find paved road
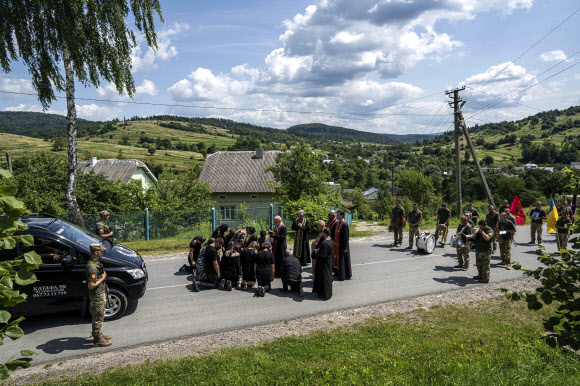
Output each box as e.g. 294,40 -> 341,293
1,225 -> 556,364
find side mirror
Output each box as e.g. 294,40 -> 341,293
61,255 -> 76,268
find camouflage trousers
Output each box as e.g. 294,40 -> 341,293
456,247 -> 470,268
408,226 -> 420,247
531,222 -> 543,244
475,251 -> 491,282
557,232 -> 569,251
435,224 -> 448,244
499,239 -> 511,264
394,226 -> 403,245
90,292 -> 106,338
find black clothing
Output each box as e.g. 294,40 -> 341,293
485,212 -> 499,229
258,236 -> 272,250
291,218 -> 311,265
240,248 -> 256,282
220,251 -> 241,283
255,250 -> 275,277
467,208 -> 480,220
529,208 -> 547,224
256,274 -> 272,292
456,223 -> 472,245
281,256 -> 302,281
282,275 -> 302,293
203,245 -> 219,276
271,225 -> 287,276
437,208 -> 451,224
556,216 -> 571,234
212,224 -> 229,239
497,220 -> 515,241
474,228 -> 494,253
392,206 -> 405,221
313,238 -> 333,300
335,221 -> 352,281
499,205 -> 509,214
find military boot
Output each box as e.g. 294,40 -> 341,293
100,332 -> 112,340
93,335 -> 112,348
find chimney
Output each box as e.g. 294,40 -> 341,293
89,157 -> 98,166
255,149 -> 264,159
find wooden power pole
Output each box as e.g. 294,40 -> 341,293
446,87 -> 464,217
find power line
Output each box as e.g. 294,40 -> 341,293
463,86 -> 542,111
358,90 -> 445,113
0,90 -> 450,118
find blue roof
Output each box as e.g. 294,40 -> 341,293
363,187 -> 378,196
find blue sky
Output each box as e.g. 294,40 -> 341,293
1,0 -> 579,134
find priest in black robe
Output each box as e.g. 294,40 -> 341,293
313,228 -> 334,300
333,210 -> 352,281
291,210 -> 311,266
269,216 -> 287,277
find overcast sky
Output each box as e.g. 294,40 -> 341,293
1,0 -> 579,134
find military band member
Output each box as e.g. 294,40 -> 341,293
473,220 -> 494,284
497,212 -> 516,269
485,205 -> 499,253
454,216 -> 472,271
391,200 -> 405,247
499,199 -> 510,214
556,209 -> 572,251
406,203 -> 422,250
505,209 -> 517,225
528,201 -> 547,246
435,202 -> 451,246
96,210 -> 113,241
466,202 -> 480,223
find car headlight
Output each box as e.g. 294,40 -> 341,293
127,268 -> 145,279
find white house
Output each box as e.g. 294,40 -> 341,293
78,157 -> 158,189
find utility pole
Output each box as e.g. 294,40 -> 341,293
446,87 -> 465,217
459,112 -> 496,209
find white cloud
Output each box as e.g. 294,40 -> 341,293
539,49 -> 569,62
131,23 -> 189,74
0,77 -> 35,99
97,79 -> 158,98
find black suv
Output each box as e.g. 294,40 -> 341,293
0,215 -> 148,320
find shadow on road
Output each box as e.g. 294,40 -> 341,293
433,265 -> 457,272
433,276 -> 474,287
36,337 -> 94,354
20,311 -> 89,335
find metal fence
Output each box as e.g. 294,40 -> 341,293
80,206 -> 352,243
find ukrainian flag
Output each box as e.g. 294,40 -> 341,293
547,195 -> 559,234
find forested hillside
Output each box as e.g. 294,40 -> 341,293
288,123 -> 398,145
0,111 -> 94,136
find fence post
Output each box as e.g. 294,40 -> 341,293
145,208 -> 150,241
211,207 -> 216,232
270,204 -> 274,230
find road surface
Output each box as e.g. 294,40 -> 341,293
1,225 -> 555,364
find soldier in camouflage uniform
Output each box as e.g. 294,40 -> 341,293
435,202 -> 451,246
528,201 -> 547,246
454,216 -> 472,270
86,244 -> 112,347
96,210 -> 113,242
406,203 -> 422,249
497,212 -> 516,269
391,200 -> 405,247
556,209 -> 572,251
472,220 -> 494,284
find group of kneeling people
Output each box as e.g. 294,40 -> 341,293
179,215 -> 340,300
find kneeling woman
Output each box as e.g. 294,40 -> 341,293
219,246 -> 241,291
254,242 -> 275,297
239,241 -> 259,290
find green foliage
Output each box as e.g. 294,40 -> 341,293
51,137 -> 67,152
0,0 -> 163,109
504,167 -> 580,350
482,155 -> 494,166
144,171 -> 213,212
268,140 -> 329,202
396,169 -> 439,213
0,168 -> 39,379
147,146 -> 156,156
281,195 -> 342,225
343,189 -> 373,219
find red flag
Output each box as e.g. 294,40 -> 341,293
509,194 -> 526,225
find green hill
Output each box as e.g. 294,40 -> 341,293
0,111 -> 95,137
287,123 -> 399,145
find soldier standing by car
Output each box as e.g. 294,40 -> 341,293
86,244 -> 112,347
96,210 -> 113,242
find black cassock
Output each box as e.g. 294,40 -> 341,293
334,222 -> 352,281
291,218 -> 311,266
272,225 -> 287,277
313,238 -> 334,300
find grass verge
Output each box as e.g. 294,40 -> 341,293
41,297 -> 580,385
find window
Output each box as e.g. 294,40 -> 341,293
18,237 -> 71,265
219,195 -> 226,199
250,194 -> 258,199
220,207 -> 235,220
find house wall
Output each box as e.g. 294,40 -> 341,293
212,193 -> 275,210
131,167 -> 156,190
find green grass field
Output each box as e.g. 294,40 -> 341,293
40,296 -> 580,385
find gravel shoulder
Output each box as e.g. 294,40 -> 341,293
8,277 -> 539,385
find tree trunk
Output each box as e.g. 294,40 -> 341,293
63,44 -> 84,227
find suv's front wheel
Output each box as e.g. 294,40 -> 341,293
104,287 -> 128,321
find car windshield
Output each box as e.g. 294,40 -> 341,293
48,220 -> 100,249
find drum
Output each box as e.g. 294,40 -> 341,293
416,232 -> 436,254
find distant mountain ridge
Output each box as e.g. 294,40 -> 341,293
287,123 -> 399,145
0,111 -> 95,137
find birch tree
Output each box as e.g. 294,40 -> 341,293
0,0 -> 163,226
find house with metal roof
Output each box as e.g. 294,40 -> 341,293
78,157 -> 158,190
198,150 -> 279,220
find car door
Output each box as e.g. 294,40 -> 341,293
13,233 -> 84,316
